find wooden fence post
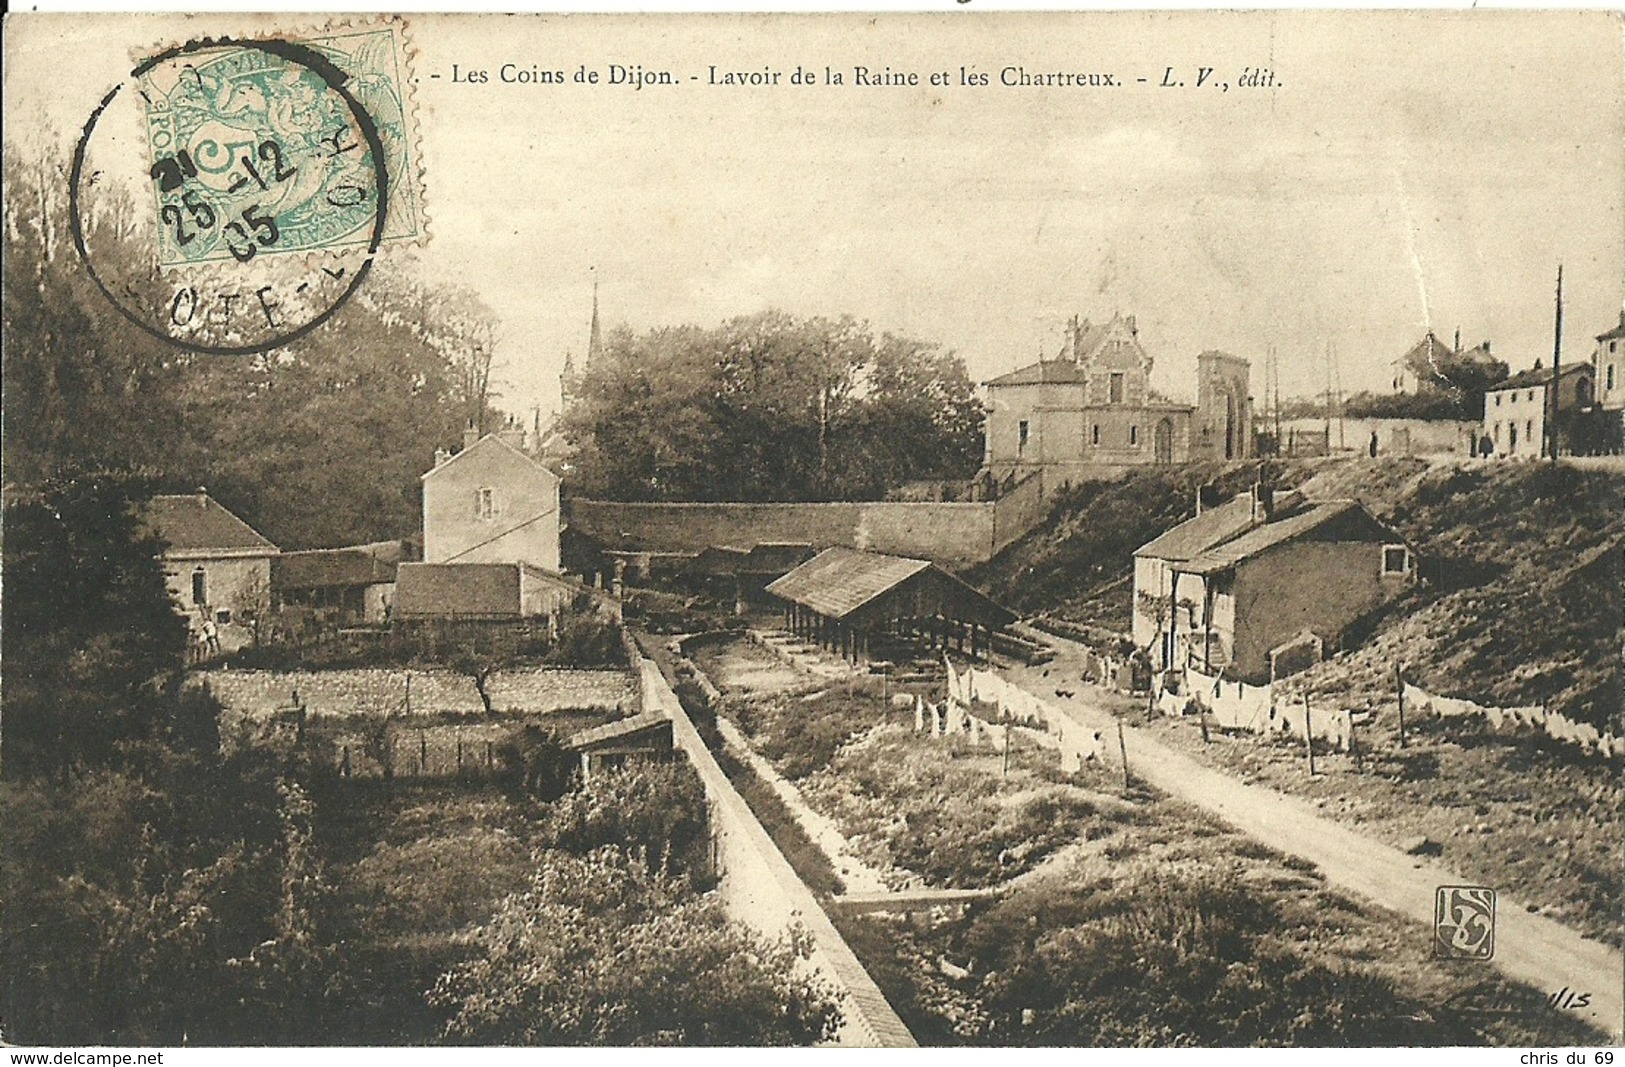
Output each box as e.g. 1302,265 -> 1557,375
1117,718 -> 1130,790
1303,694 -> 1316,776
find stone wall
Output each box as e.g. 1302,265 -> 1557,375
571,487 -> 1048,570
198,667 -> 636,720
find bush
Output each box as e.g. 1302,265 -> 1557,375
430,848 -> 843,1045
537,759 -> 712,884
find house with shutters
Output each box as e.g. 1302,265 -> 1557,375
422,430 -> 562,572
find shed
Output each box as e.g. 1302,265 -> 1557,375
565,711 -> 674,780
765,546 -> 1016,663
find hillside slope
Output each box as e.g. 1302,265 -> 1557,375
973,457 -> 1623,730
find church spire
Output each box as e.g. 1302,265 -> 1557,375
586,275 -> 603,368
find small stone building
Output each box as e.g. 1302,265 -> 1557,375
142,492 -> 279,634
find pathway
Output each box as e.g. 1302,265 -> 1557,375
1001,632 -> 1625,1041
635,650 -> 916,1048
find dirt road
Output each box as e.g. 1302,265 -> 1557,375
1003,638 -> 1624,1042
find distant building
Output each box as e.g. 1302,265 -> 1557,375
141,492 -> 279,630
982,312 -> 1250,489
1389,330 -> 1497,394
1135,492 -> 1413,682
273,539 -> 414,625
1481,362 -> 1595,459
1592,310 -> 1625,449
423,432 -> 562,572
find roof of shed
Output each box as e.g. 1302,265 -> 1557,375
765,546 -> 1015,626
766,547 -> 933,619
274,541 -> 406,589
567,712 -> 672,751
393,562 -> 521,618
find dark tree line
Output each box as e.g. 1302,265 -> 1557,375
3,134 -> 500,550
561,310 -> 985,501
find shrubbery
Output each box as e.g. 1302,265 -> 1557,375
429,847 -> 842,1045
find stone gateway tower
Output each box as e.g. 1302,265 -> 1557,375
1193,351 -> 1253,462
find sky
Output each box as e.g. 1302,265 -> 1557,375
7,11 -> 1624,419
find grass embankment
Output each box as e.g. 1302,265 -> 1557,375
692,635 -> 1608,1046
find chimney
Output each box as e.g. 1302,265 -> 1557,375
1534,358 -> 1543,370
1454,328 -> 1461,354
196,486 -> 208,507
1126,315 -> 1137,336
433,447 -> 453,468
1483,340 -> 1491,355
462,420 -> 481,451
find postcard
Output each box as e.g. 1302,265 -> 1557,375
2,10 -> 1621,1052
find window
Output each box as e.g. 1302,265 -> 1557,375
1130,425 -> 1139,446
1382,545 -> 1409,576
1509,424 -> 1518,450
1528,390 -> 1535,403
1525,419 -> 1533,442
1608,364 -> 1617,391
191,567 -> 207,606
1494,394 -> 1501,406
475,486 -> 496,521
1017,419 -> 1030,453
1108,372 -> 1125,404
1091,424 -> 1101,446
1493,422 -> 1501,443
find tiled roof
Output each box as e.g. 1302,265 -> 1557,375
567,711 -> 672,751
1135,493 -> 1260,562
984,360 -> 1091,387
142,494 -> 277,554
1176,501 -> 1369,576
274,542 -> 405,589
393,562 -> 521,618
1493,363 -> 1592,391
742,542 -> 816,574
765,547 -> 933,620
686,545 -> 752,576
1136,490 -> 1306,561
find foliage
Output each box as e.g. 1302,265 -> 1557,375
2,472 -> 188,780
535,759 -> 712,884
561,310 -> 984,501
430,847 -> 842,1045
496,725 -> 578,802
732,688 -> 885,780
3,133 -> 496,550
1343,389 -> 1471,422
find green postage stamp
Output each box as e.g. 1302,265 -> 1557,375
137,21 -> 424,268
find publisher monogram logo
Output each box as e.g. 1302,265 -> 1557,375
1434,885 -> 1496,960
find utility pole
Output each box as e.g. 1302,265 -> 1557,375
1303,693 -> 1317,776
1272,345 -> 1283,457
1550,264 -> 1564,464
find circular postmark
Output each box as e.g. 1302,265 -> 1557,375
70,36 -> 391,355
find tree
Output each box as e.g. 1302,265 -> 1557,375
430,847 -> 842,1045
562,310 -> 985,502
1,472 -> 189,780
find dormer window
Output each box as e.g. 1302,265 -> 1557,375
1382,545 -> 1409,576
